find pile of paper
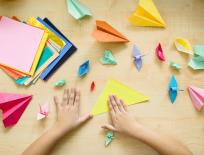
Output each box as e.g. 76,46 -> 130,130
188,45 -> 204,70
0,16 -> 77,86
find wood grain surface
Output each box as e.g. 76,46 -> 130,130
0,0 -> 204,154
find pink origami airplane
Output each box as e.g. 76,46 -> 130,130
0,92 -> 32,128
188,86 -> 204,111
155,43 -> 165,61
37,102 -> 49,120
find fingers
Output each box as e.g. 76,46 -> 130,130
120,99 -> 128,112
68,88 -> 76,106
74,89 -> 80,108
109,95 -> 126,113
62,89 -> 68,106
101,124 -> 116,131
78,114 -> 93,124
113,95 -> 124,112
54,96 -> 60,110
109,95 -> 120,113
108,98 -> 115,117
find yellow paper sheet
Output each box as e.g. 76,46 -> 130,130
27,17 -> 65,50
29,32 -> 48,76
129,0 -> 165,27
24,43 -> 59,85
92,79 -> 149,115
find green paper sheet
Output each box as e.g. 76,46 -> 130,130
36,47 -> 54,70
16,76 -> 29,85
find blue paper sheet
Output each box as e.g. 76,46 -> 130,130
38,17 -> 77,80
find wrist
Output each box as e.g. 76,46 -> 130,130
127,123 -> 146,138
50,123 -> 71,139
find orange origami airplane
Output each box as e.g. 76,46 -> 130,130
92,20 -> 129,43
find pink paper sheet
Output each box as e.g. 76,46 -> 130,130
0,16 -> 44,74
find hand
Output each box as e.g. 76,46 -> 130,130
102,95 -> 143,136
53,88 -> 92,135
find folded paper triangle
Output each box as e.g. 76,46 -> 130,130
188,86 -> 204,111
92,20 -> 129,43
129,0 -> 165,27
92,79 -> 149,115
0,92 -> 32,128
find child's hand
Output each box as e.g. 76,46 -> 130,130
102,95 -> 143,136
53,88 -> 92,135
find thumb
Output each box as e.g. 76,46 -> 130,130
101,124 -> 116,131
78,114 -> 93,124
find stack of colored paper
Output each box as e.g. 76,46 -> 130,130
0,16 -> 77,86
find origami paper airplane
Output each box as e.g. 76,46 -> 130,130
193,45 -> 204,57
169,75 -> 178,104
155,43 -> 165,61
188,59 -> 204,70
169,61 -> 181,70
37,102 -> 49,120
174,38 -> 192,55
188,45 -> 204,70
92,20 -> 129,43
54,80 -> 66,87
78,60 -> 90,78
132,45 -> 143,71
92,79 -> 149,115
39,18 -> 77,80
0,92 -> 32,128
67,0 -> 92,20
105,130 -> 114,147
188,86 -> 204,111
99,49 -> 117,65
90,81 -> 95,92
128,0 -> 166,27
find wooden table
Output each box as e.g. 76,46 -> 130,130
0,0 -> 204,154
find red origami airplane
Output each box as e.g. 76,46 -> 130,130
0,92 -> 32,128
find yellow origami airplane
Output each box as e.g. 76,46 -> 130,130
129,0 -> 166,27
92,79 -> 149,115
